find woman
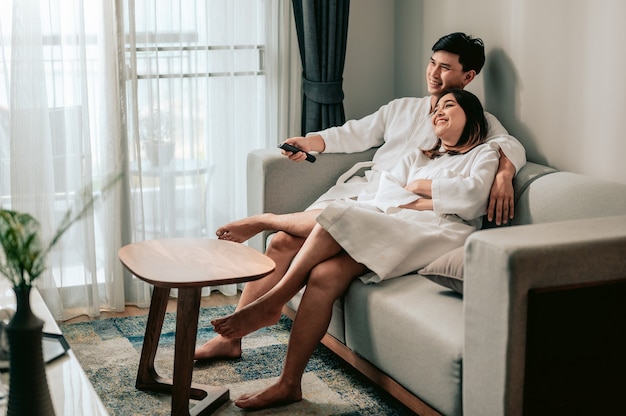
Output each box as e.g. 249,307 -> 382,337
212,89 -> 499,410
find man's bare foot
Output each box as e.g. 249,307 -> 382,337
215,214 -> 273,243
194,335 -> 242,361
234,381 -> 302,410
211,301 -> 282,339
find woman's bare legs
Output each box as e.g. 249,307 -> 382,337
194,231 -> 304,359
215,211 -> 320,243
194,210 -> 320,361
234,253 -> 367,409
212,223 -> 348,340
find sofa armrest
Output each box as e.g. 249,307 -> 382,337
246,147 -> 377,252
463,215 -> 626,416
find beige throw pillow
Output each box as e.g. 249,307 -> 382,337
418,246 -> 464,294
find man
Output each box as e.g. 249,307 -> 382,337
195,32 -> 525,408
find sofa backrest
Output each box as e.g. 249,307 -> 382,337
512,162 -> 626,226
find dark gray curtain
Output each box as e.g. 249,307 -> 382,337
292,0 -> 350,135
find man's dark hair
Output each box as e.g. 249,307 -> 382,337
432,32 -> 485,74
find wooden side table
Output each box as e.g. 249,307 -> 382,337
118,238 -> 275,415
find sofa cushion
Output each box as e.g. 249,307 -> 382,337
513,170 -> 626,226
418,246 -> 465,294
344,275 -> 464,416
512,162 -> 558,203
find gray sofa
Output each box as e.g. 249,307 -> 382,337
246,147 -> 626,416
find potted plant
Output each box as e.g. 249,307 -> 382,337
0,174 -> 121,415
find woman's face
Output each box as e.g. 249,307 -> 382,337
432,93 -> 466,148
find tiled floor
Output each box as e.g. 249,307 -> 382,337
63,290 -> 241,324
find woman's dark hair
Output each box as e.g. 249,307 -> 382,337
424,88 -> 489,159
432,32 -> 485,74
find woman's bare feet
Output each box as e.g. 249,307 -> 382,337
215,214 -> 273,243
234,380 -> 302,410
211,301 -> 282,339
194,335 -> 242,361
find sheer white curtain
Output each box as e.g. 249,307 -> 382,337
0,0 -> 128,320
265,0 -> 302,144
0,0 -> 298,318
123,0 -> 300,297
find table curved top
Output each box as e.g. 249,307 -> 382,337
118,238 -> 275,287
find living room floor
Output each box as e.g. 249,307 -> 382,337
63,290 -> 242,324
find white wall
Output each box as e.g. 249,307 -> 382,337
392,0 -> 626,184
342,0 -> 395,121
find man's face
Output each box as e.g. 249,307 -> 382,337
426,50 -> 474,97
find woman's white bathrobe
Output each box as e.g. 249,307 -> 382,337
307,96 -> 526,210
316,143 -> 500,283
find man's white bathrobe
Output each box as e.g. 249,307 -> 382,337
316,143 -> 500,283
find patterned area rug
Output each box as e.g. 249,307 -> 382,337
60,305 -> 412,415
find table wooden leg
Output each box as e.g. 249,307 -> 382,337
173,287 -> 229,416
136,286 -> 170,391
135,286 -> 229,415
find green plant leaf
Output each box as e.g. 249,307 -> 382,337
0,172 -> 123,287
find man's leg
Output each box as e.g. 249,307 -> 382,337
234,253 -> 366,409
212,223 -> 347,339
194,210 -> 320,360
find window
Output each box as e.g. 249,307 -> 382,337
124,0 -> 269,242
0,1 -> 276,313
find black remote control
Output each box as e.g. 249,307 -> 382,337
278,142 -> 316,163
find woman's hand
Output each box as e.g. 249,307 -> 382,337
281,135 -> 325,162
400,179 -> 433,210
404,179 -> 433,198
399,198 -> 433,211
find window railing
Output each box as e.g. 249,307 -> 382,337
126,31 -> 265,79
